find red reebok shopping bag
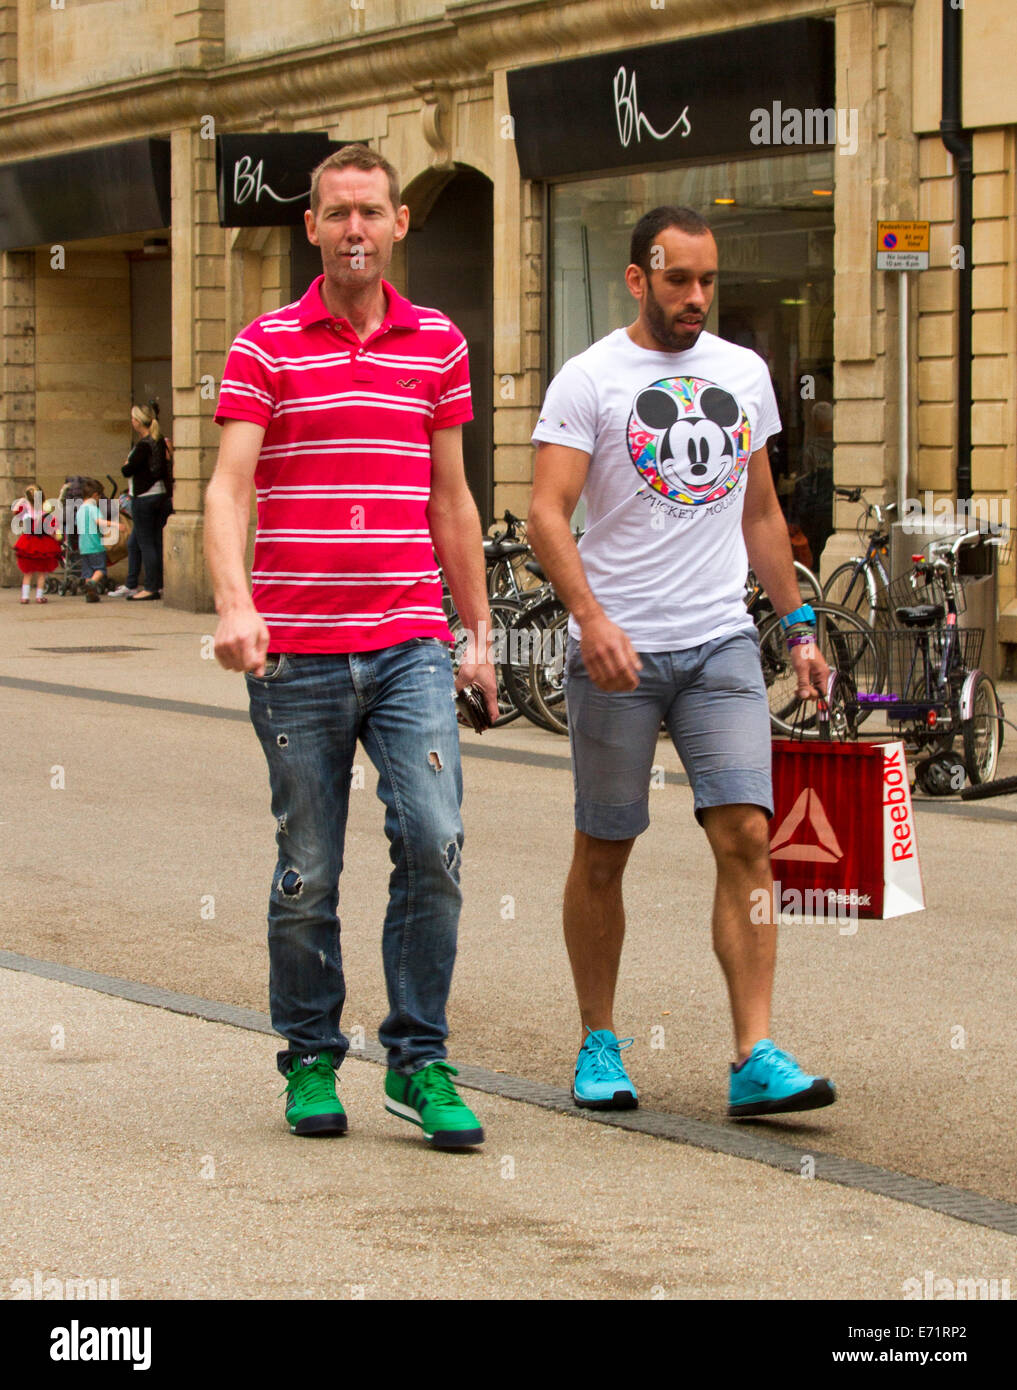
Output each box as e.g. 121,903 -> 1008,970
769,739 -> 925,920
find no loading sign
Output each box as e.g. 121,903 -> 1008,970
876,220 -> 929,271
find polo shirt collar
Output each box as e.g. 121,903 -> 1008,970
297,275 -> 419,332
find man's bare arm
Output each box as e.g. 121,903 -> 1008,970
426,425 -> 497,721
741,444 -> 828,699
204,419 -> 271,675
527,441 -> 641,692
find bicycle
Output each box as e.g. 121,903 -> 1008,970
439,510 -> 533,629
447,596 -> 525,728
744,560 -> 823,629
516,558 -> 827,739
526,559 -> 828,740
505,562 -> 569,734
827,531 -> 1006,788
758,599 -> 883,737
483,511 -> 542,602
822,487 -> 897,626
525,596 -> 569,735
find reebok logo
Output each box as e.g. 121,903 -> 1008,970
882,746 -> 914,861
770,788 -> 844,863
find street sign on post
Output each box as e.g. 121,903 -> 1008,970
875,221 -> 929,520
876,220 -> 930,271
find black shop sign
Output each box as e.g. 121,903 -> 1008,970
507,17 -> 834,181
216,133 -> 351,227
0,138 -> 170,252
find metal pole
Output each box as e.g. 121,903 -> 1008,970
898,270 -> 908,518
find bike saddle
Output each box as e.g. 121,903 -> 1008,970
895,603 -> 944,627
525,559 -> 547,581
484,539 -> 529,559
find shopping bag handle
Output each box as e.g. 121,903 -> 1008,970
787,672 -> 837,742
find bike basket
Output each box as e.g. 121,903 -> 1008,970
888,566 -> 968,617
864,627 -> 984,703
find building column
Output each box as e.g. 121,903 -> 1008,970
491,68 -> 543,520
0,1 -> 16,106
914,135 -> 958,501
826,0 -> 918,579
0,251 -> 35,586
970,128 -> 1016,651
174,0 -> 224,68
164,125 -> 226,612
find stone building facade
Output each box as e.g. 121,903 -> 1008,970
0,0 -> 1013,664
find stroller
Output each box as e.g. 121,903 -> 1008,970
46,475 -> 133,596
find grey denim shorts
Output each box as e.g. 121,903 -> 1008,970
564,627 -> 773,839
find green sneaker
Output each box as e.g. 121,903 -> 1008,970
280,1052 -> 348,1136
384,1062 -> 484,1149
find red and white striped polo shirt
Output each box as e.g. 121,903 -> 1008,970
215,275 -> 472,653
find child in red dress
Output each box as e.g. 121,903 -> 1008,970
12,484 -> 62,603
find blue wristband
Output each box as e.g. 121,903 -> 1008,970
780,604 -> 816,631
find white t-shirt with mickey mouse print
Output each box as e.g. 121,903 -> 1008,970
532,327 -> 781,650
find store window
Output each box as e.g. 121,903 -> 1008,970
550,150 -> 834,499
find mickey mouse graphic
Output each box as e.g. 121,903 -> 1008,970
626,376 -> 751,506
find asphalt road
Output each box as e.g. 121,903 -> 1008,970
2,593 -> 1016,1211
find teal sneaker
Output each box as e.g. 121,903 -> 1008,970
728,1039 -> 836,1118
384,1062 -> 484,1149
572,1028 -> 638,1110
280,1052 -> 348,1136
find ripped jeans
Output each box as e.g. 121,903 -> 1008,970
245,639 -> 464,1076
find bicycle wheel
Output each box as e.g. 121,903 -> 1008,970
448,599 -> 521,728
823,561 -> 875,626
824,669 -> 860,741
961,672 -> 1001,784
793,561 -> 823,604
504,598 -> 560,732
960,775 -> 1017,801
759,601 -> 882,737
527,604 -> 569,735
487,558 -> 519,601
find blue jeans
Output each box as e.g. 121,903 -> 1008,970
78,551 -> 107,582
245,639 -> 464,1077
131,493 -> 170,592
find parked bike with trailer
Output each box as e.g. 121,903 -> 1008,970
820,530 -> 1013,795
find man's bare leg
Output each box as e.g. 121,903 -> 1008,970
701,804 -> 775,1063
563,830 -> 636,1044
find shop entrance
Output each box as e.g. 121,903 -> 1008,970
129,250 -> 172,434
29,232 -> 172,509
406,166 -> 494,525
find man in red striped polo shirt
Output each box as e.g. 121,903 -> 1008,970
206,144 -> 496,1149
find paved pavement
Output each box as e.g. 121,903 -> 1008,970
1,590 -> 1015,1299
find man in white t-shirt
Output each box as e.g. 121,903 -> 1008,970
528,206 -> 837,1119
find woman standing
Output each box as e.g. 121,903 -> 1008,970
12,484 -> 61,603
122,401 -> 171,601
